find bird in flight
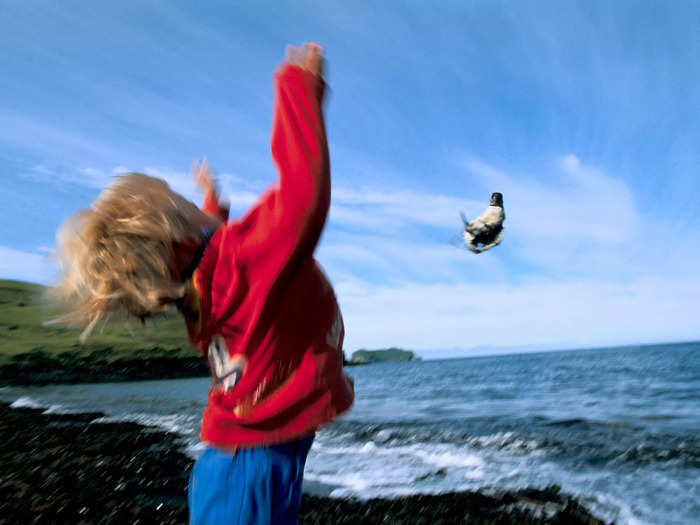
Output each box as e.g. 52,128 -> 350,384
460,192 -> 505,254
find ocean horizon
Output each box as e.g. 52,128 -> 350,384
404,339 -> 699,361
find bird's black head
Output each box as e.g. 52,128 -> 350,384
490,192 -> 503,207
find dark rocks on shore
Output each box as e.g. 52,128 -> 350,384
0,351 -> 209,386
300,487 -> 606,524
0,402 -> 610,524
0,402 -> 191,524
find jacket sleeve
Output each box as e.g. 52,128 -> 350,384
236,63 -> 330,274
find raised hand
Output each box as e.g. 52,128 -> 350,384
192,158 -> 217,195
285,42 -> 324,79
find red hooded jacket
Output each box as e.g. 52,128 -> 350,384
186,63 -> 354,448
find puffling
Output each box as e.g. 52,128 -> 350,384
461,192 -> 505,254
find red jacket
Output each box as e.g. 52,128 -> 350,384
187,63 -> 354,448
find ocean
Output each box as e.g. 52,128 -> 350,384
2,342 -> 698,524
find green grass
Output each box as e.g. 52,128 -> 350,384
0,279 -> 197,366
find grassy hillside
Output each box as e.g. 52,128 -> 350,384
0,280 -> 206,384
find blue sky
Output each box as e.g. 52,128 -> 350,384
1,1 -> 699,356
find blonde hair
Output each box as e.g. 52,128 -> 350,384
53,173 -> 199,340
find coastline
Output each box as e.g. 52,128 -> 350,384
0,350 -> 209,386
0,401 -> 610,524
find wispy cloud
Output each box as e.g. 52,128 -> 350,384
330,187 -> 482,232
0,246 -> 56,284
321,155 -> 700,352
335,274 -> 700,354
462,155 -> 644,276
318,233 -> 498,285
26,165 -> 261,213
467,155 -> 641,244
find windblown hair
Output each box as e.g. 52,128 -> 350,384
53,173 -> 198,340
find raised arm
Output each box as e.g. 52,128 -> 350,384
199,44 -> 330,328
194,159 -> 230,222
269,43 -> 330,258
232,43 -> 330,276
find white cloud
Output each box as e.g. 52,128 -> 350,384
22,162 -> 481,237
319,183 -> 505,285
1,111 -> 127,164
321,155 -> 651,286
335,274 -> 700,354
467,155 -> 641,244
331,187 -> 483,231
141,166 -> 200,201
318,232 -> 499,284
463,155 -> 643,275
0,246 -> 57,284
143,166 -> 257,211
43,165 -> 259,212
323,156 -> 700,353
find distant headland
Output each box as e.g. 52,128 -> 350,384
346,348 -> 420,366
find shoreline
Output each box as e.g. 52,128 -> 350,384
0,349 -> 416,386
0,401 -> 610,524
0,351 -> 209,386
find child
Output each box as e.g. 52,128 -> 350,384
54,43 -> 354,524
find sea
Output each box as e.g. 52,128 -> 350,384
1,342 -> 698,524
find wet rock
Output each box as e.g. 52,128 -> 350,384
0,354 -> 209,386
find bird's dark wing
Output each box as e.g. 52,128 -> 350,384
478,229 -> 505,253
469,223 -> 503,244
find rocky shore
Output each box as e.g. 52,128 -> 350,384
0,401 -> 610,525
0,349 -> 209,386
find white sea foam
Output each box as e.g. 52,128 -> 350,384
91,412 -> 199,437
305,472 -> 376,492
413,448 -> 485,469
584,491 -> 651,525
327,485 -> 425,499
10,396 -> 44,409
374,429 -> 394,442
314,440 -> 485,469
359,441 -> 377,453
306,439 -> 489,501
9,396 -> 65,413
185,441 -> 207,459
304,463 -> 418,497
463,469 -> 485,480
467,431 -> 543,453
43,404 -> 84,414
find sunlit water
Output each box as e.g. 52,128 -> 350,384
2,343 -> 698,524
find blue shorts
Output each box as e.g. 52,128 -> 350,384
188,434 -> 314,525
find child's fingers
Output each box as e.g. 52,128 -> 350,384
192,158 -> 214,191
199,158 -> 210,181
285,42 -> 324,78
303,43 -> 323,77
285,44 -> 300,65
